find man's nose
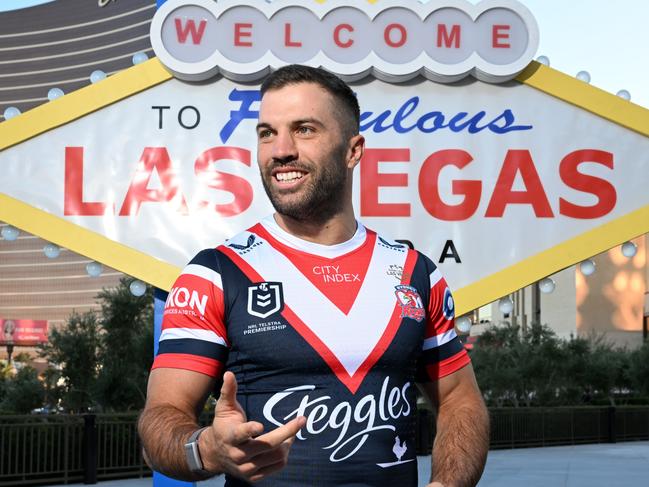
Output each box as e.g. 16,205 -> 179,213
271,131 -> 298,162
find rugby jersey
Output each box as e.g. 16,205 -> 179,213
153,216 -> 469,486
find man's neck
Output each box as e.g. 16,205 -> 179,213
272,209 -> 358,246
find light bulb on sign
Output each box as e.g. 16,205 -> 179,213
576,71 -> 591,83
498,297 -> 513,314
616,89 -> 631,101
621,241 -> 637,258
3,106 -> 20,120
43,243 -> 61,259
579,259 -> 596,276
89,70 -> 106,83
132,52 -> 149,65
86,261 -> 103,277
129,280 -> 147,297
536,55 -> 550,66
1,225 -> 19,241
456,316 -> 472,334
539,277 -> 555,294
47,88 -> 64,101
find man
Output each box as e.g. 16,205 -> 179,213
138,65 -> 489,486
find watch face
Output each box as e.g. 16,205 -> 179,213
185,440 -> 203,472
185,428 -> 208,473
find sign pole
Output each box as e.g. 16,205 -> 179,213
153,288 -> 195,487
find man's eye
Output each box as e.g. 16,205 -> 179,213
297,126 -> 314,134
258,129 -> 272,139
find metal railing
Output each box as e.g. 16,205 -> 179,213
488,406 -> 649,449
0,413 -> 149,487
0,407 -> 648,486
415,405 -> 649,454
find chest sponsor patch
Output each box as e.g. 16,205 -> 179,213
247,282 -> 284,319
394,285 -> 425,322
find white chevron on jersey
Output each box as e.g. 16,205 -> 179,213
233,232 -> 408,378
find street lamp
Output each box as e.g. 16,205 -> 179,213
3,319 -> 16,365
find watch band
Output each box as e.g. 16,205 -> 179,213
184,427 -> 210,474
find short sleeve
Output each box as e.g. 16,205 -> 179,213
151,249 -> 228,378
416,263 -> 470,382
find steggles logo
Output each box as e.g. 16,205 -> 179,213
262,377 -> 412,463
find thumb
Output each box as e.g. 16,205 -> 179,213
216,371 -> 240,411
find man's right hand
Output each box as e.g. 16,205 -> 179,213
199,371 -> 306,483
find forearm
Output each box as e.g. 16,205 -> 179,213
138,404 -> 210,481
430,395 -> 489,487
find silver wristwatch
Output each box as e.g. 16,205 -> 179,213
184,427 -> 209,475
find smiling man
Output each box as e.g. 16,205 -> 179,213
138,65 -> 489,487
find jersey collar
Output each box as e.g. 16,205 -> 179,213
259,215 -> 367,259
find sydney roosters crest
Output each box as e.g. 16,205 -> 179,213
394,285 -> 425,322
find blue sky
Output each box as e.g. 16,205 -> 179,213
2,0 -> 647,108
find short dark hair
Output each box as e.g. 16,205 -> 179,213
260,64 -> 360,135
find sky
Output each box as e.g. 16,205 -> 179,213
1,0 -> 648,108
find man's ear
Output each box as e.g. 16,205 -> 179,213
347,134 -> 365,169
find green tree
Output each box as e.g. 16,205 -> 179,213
471,322 -> 523,407
93,278 -> 154,411
627,340 -> 649,398
0,361 -> 11,406
0,366 -> 44,413
473,323 -> 638,407
38,311 -> 101,412
557,335 -> 591,404
41,366 -> 64,410
583,336 -> 629,405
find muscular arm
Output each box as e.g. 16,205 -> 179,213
419,363 -> 489,487
138,368 -> 306,483
138,368 -> 215,481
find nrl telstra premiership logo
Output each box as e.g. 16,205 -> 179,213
150,0 -> 539,84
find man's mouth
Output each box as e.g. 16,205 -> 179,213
274,170 -> 306,183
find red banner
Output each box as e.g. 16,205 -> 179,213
1,319 -> 48,346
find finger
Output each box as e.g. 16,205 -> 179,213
236,439 -> 289,475
241,416 -> 305,456
247,457 -> 290,483
248,437 -> 292,465
231,420 -> 264,445
216,371 -> 239,410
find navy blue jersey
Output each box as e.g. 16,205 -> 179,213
153,216 -> 469,486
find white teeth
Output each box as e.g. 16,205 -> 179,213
275,171 -> 304,182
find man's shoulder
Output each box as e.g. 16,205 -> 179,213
218,221 -> 266,256
367,226 -> 440,277
369,227 -> 427,258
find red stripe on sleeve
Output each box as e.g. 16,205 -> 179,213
152,353 -> 223,378
426,349 -> 470,380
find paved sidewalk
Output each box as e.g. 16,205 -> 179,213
57,441 -> 649,487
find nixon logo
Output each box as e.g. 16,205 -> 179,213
166,287 -> 208,316
247,282 -> 284,319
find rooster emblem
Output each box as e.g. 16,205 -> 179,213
392,436 -> 407,462
377,434 -> 414,468
394,285 -> 425,322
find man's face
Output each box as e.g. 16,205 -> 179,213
256,82 -> 355,223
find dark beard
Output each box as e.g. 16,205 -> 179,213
260,149 -> 348,226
